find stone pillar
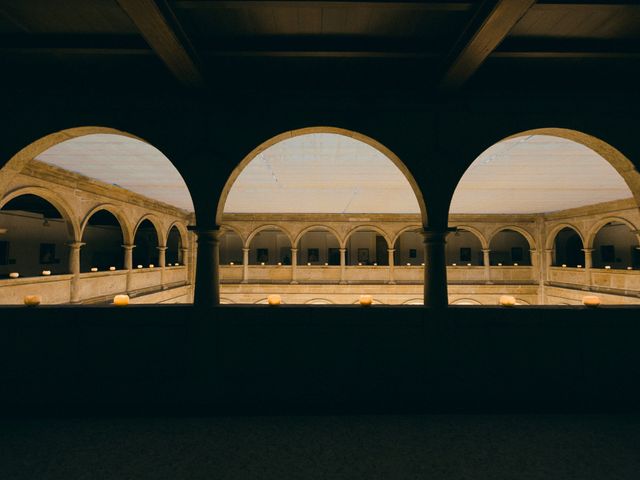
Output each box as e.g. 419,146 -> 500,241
157,246 -> 167,289
422,229 -> 449,307
582,248 -> 594,288
180,247 -> 189,267
122,244 -> 135,294
67,241 -> 85,304
387,248 -> 396,285
242,247 -> 250,284
482,248 -> 491,283
339,248 -> 347,284
290,248 -> 298,285
190,226 -> 221,307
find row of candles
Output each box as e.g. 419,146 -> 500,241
21,293 -> 603,307
233,262 -> 427,266
7,262 -> 182,278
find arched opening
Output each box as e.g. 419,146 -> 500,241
219,230 -> 243,265
450,130 -> 639,305
0,194 -> 70,277
393,229 -> 424,266
305,298 -> 334,304
0,127 -> 195,304
297,228 -> 340,266
345,228 -> 389,266
489,229 -> 531,266
133,219 -> 159,268
553,227 -> 585,268
592,222 -> 640,269
446,229 -> 483,266
248,227 -> 292,265
166,225 -> 183,265
218,128 -> 425,304
81,210 -> 124,272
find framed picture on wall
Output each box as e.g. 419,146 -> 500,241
257,248 -> 269,263
357,248 -> 369,264
460,247 -> 471,262
307,248 -> 319,263
328,248 -> 340,266
39,243 -> 57,264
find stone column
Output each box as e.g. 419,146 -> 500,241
387,248 -> 396,285
482,248 -> 491,283
67,241 -> 85,304
242,247 -> 250,284
339,248 -> 347,284
180,247 -> 189,267
122,244 -> 135,294
582,248 -> 594,288
157,246 -> 167,289
422,229 -> 450,307
190,226 -> 221,307
290,248 -> 298,285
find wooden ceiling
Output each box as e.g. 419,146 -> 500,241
1,0 -> 639,92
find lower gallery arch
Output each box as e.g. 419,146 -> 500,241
591,221 -> 640,269
133,219 -> 160,268
448,128 -> 640,305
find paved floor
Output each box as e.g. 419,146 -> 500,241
1,414 -> 639,479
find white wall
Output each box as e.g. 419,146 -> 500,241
592,223 -> 639,269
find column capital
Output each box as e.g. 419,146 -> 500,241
545,248 -> 554,254
421,228 -> 455,244
66,241 -> 86,249
188,225 -> 222,241
387,248 -> 396,253
242,247 -> 250,252
482,248 -> 491,253
581,248 -> 595,253
121,244 -> 136,250
290,247 -> 298,253
339,247 -> 347,252
156,246 -> 168,251
0,228 -> 7,235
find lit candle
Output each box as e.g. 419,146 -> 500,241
604,265 -> 611,269
421,263 -> 425,266
90,267 -> 98,272
467,263 -> 472,267
359,295 -> 373,306
229,261 -> 234,265
307,262 -> 311,266
499,295 -> 516,307
577,265 -> 582,268
137,265 -> 143,269
174,262 -> 179,266
497,263 -> 502,266
358,262 -> 362,266
406,262 -> 411,266
267,294 -> 281,306
149,264 -> 154,268
260,262 -> 265,266
9,272 -> 19,279
277,262 -> 282,266
513,263 -> 518,266
324,262 -> 329,266
452,263 -> 457,266
167,263 -> 172,266
562,264 -> 567,268
23,295 -> 41,307
627,266 -> 633,270
114,294 -> 129,306
109,266 -> 116,271
582,295 -> 601,308
41,270 -> 51,276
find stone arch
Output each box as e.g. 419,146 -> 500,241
504,128 -> 640,209
487,226 -> 536,251
585,216 -> 640,249
546,223 -> 585,251
402,298 -> 424,305
390,225 -> 423,247
451,298 -> 482,305
0,186 -> 80,241
293,225 -> 343,249
245,224 -> 294,249
215,126 -> 428,225
133,214 -> 165,246
80,204 -> 133,245
167,221 -> 190,248
305,298 -> 334,304
449,225 -> 489,250
344,225 -> 392,249
515,298 -> 530,305
220,298 -> 235,304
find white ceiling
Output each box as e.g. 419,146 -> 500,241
36,134 -> 194,212
450,135 -> 633,214
224,133 -> 421,214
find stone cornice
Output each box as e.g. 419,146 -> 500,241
23,160 -> 193,221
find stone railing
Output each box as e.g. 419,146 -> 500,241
0,265 -> 189,304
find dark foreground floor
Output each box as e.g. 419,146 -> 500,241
1,414 -> 639,480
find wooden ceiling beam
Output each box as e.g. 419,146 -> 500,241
116,0 -> 204,88
440,0 -> 535,91
493,38 -> 640,59
173,1 -> 473,11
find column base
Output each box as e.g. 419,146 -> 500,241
290,281 -> 298,285
387,281 -> 396,285
339,281 -> 347,285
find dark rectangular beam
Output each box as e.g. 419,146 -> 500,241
0,34 -> 151,56
493,38 -> 640,59
440,0 -> 535,90
116,0 -> 204,88
173,1 -> 474,11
